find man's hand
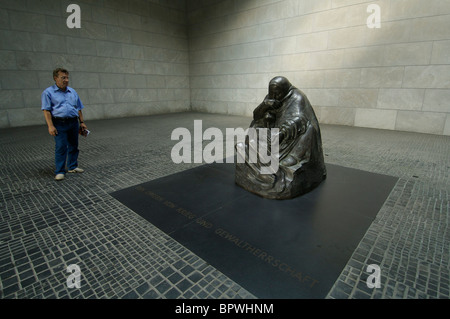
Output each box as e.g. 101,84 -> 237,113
80,122 -> 87,131
48,125 -> 58,136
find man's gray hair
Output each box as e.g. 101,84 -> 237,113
53,68 -> 69,79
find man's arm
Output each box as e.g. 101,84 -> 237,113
78,110 -> 87,131
41,90 -> 57,136
43,110 -> 58,136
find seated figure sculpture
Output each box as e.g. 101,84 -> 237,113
235,76 -> 327,199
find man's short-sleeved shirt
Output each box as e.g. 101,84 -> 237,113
41,85 -> 84,118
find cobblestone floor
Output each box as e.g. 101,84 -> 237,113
0,112 -> 448,299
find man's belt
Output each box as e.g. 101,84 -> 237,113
52,116 -> 78,122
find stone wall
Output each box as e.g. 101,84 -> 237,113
1,0 -> 449,135
0,0 -> 189,128
188,0 -> 450,135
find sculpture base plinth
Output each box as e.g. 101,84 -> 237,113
235,162 -> 327,200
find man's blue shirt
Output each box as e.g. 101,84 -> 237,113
41,85 -> 84,118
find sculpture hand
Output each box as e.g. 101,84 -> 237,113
264,98 -> 280,109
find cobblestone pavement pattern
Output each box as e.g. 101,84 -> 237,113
0,112 -> 448,299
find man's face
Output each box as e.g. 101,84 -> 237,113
269,84 -> 284,101
54,72 -> 69,90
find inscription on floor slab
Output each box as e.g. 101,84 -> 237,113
111,163 -> 397,298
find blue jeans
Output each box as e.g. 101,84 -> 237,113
53,119 -> 79,175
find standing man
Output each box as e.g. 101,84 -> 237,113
41,68 -> 87,181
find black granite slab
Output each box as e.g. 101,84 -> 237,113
111,163 -> 397,298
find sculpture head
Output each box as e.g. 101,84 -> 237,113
268,76 -> 292,101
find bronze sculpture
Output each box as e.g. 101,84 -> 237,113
235,76 -> 326,199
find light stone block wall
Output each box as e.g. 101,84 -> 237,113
0,0 -> 189,128
2,0 -> 449,135
188,0 -> 450,135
